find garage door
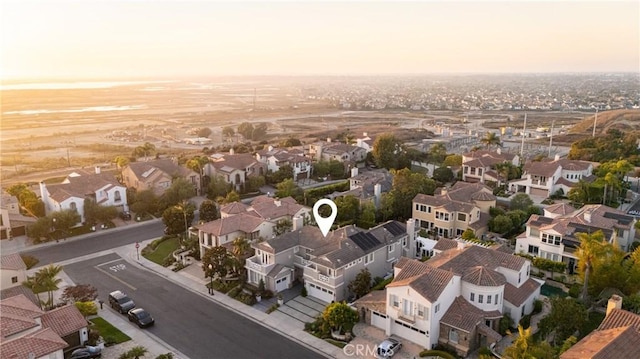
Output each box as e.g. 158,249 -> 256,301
392,319 -> 429,347
371,310 -> 387,330
530,187 -> 548,197
275,276 -> 289,292
306,282 -> 334,303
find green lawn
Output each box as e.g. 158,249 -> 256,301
143,237 -> 180,265
90,316 -> 130,344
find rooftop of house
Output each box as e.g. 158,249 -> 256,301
464,149 -> 517,162
196,212 -> 266,236
126,158 -> 196,181
210,153 -> 261,171
440,296 -> 502,335
426,243 -> 527,273
523,158 -> 593,177
247,196 -> 307,220
0,327 -> 68,359
45,170 -> 122,202
0,286 -> 40,307
41,304 -> 88,337
413,181 -> 495,214
0,253 -> 27,271
388,258 -> 455,303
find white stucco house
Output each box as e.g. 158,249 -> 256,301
515,203 -> 637,273
355,242 -> 542,357
255,146 -> 312,181
509,156 -> 594,198
0,253 -> 27,290
39,167 -> 128,224
462,149 -> 520,185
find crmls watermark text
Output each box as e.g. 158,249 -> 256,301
343,344 -> 390,357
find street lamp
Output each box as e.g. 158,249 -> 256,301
208,263 -> 214,295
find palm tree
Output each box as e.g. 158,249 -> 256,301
37,264 -> 63,309
231,236 -> 251,260
576,231 -> 606,302
481,132 -> 502,148
22,275 -> 46,309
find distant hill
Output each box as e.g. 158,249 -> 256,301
568,109 -> 640,135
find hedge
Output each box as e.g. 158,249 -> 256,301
419,350 -> 456,359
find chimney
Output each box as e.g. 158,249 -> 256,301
351,167 -> 358,178
363,132 -> 368,137
441,187 -> 448,196
268,145 -> 273,151
496,148 -> 501,155
406,218 -> 416,248
584,209 -> 592,223
95,166 -> 101,174
374,183 -> 382,208
606,295 -> 623,316
230,148 -> 235,155
554,154 -> 560,161
274,198 -> 281,207
327,137 -> 331,143
292,216 -> 304,231
356,139 -> 363,147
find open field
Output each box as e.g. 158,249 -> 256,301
1,79 -> 595,184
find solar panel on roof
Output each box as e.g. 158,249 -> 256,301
603,212 -> 633,225
350,232 -> 381,251
383,221 -> 405,236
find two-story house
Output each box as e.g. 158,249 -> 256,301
355,132 -> 375,153
462,149 -> 520,185
1,191 -> 36,239
308,140 -> 367,165
204,151 -> 267,192
39,167 -> 128,223
1,253 -> 27,290
355,243 -> 541,357
412,182 -> 496,239
515,204 -> 637,273
326,168 -> 392,208
256,146 -> 312,181
0,294 -> 89,358
122,158 -> 201,196
509,155 -> 594,198
197,196 -> 311,255
246,219 -> 414,301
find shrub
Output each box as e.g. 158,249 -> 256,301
162,256 -> 176,267
301,286 -> 308,297
103,335 -> 117,346
172,262 -> 186,272
227,284 -> 244,298
568,284 -> 581,298
87,329 -> 100,346
499,313 -> 513,335
236,292 -> 257,305
266,303 -> 280,314
20,254 -> 39,269
520,314 -> 532,329
478,347 -> 493,356
533,299 -> 543,315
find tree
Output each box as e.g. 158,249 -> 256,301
27,217 -> 54,242
237,122 -> 254,140
503,325 -> 555,359
280,138 -> 302,147
27,264 -> 63,309
489,214 -> 514,235
7,183 -> 45,217
222,191 -> 240,204
623,293 -> 640,314
129,189 -> 159,216
461,229 -> 477,241
442,154 -> 462,167
335,195 -> 360,225
51,209 -> 81,236
159,178 -> 196,210
481,132 -> 502,148
246,175 -> 266,193
133,142 -> 156,160
113,155 -> 130,169
576,231 -> 607,301
372,133 -> 402,169
202,246 -> 234,281
207,175 -> 231,200
84,199 -> 118,225
61,284 -> 98,303
275,179 -> 301,199
119,346 -> 148,359
381,168 -> 436,220
199,200 -> 219,223
274,219 -> 293,236
427,143 -> 447,164
75,301 -> 98,318
269,165 -> 294,184
197,127 -> 212,138
162,203 -> 195,236
22,275 -> 46,309
538,297 -> 587,346
432,167 -> 454,183
510,193 -> 534,212
559,336 -> 578,355
322,302 -> 359,333
231,236 -> 251,260
357,202 -> 377,229
222,126 -> 235,139
348,269 -> 372,299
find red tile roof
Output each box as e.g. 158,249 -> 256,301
560,326 -> 640,359
0,328 -> 67,358
41,304 -> 88,337
503,278 -> 542,307
440,296 -> 502,333
0,253 -> 27,271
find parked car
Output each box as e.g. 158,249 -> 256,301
108,290 -> 135,314
70,345 -> 102,359
128,308 -> 155,328
377,338 -> 402,358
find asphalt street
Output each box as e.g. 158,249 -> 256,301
24,221 -> 164,265
63,253 -> 326,359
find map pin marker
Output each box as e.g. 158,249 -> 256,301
313,198 -> 338,238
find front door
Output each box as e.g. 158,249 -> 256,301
568,258 -> 575,274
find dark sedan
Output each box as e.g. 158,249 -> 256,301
128,307 -> 155,328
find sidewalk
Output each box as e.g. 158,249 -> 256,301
113,240 -> 340,359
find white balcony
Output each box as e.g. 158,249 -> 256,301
245,255 -> 275,275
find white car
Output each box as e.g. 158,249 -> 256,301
377,337 -> 402,358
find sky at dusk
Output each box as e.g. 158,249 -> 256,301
1,0 -> 639,79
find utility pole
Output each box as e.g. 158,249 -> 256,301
548,120 -> 555,157
520,112 -> 527,159
592,109 -> 598,137
66,147 -> 71,167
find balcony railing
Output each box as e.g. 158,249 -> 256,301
245,255 -> 275,275
303,267 -> 343,287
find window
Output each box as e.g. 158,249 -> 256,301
518,273 -> 522,284
11,276 -> 18,284
457,213 -> 467,222
435,211 -> 450,221
541,233 -> 561,246
364,253 -> 374,265
114,191 -> 122,202
403,299 -> 414,316
388,244 -> 394,253
402,237 -> 407,247
391,294 -> 399,308
487,295 -> 492,304
435,303 -> 440,313
528,245 -> 539,255
470,293 -> 475,302
449,329 -> 459,343
479,295 -> 484,304
417,304 -> 425,318
495,294 -> 499,304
